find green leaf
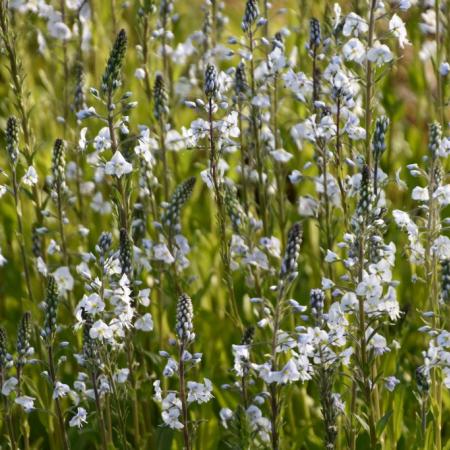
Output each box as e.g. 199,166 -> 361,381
376,410 -> 393,437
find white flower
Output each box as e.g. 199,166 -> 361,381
89,320 -> 113,340
2,377 -> 18,396
22,166 -> 38,186
440,62 -> 450,76
114,368 -> 130,383
342,38 -> 365,64
272,359 -> 301,384
105,151 -> 133,178
153,380 -> 162,402
135,313 -> 154,331
251,95 -> 270,108
77,107 -> 97,120
48,21 -> 72,40
433,185 -> 450,206
432,236 -> 450,260
0,247 -> 6,267
270,149 -> 293,163
325,250 -> 339,263
389,14 -> 410,48
15,396 -> 35,412
187,378 -> 213,404
53,266 -> 74,292
135,68 -> 146,80
80,293 -> 105,315
411,186 -> 429,201
384,376 -> 400,392
69,407 -> 88,428
367,43 -> 393,66
356,273 -> 382,302
343,13 -> 368,37
163,358 -> 178,377
162,406 -> 184,430
94,127 -> 111,151
397,0 -> 411,10
232,344 -> 250,376
282,69 -> 312,102
138,289 -> 151,307
153,243 -> 175,264
298,196 -> 318,217
161,393 -> 183,429
322,277 -> 335,290
0,185 -> 8,198
220,408 -> 233,428
366,329 -> 390,356
53,382 -> 71,399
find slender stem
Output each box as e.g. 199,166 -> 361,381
434,0 -> 444,126
125,337 -> 140,445
248,27 -> 269,234
59,0 -> 69,136
1,370 -> 17,450
208,98 -> 241,328
11,167 -> 34,306
425,153 -> 442,449
356,228 -> 377,449
159,118 -> 170,203
91,371 -> 108,450
335,97 -> 348,224
365,0 -> 377,168
272,75 -> 286,247
269,285 -> 286,450
238,101 -> 249,212
179,342 -> 191,450
48,345 -> 70,450
56,182 -> 69,267
0,5 -> 45,259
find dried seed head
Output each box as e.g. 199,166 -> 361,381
159,0 -> 173,19
82,312 -> 99,365
202,9 -> 212,52
235,62 -> 248,98
224,183 -> 247,233
204,64 -> 219,98
416,366 -> 430,393
442,259 -> 450,303
241,0 -> 259,32
101,28 -> 128,94
356,165 -> 373,220
17,311 -> 32,367
161,177 -> 196,230
132,203 -> 146,243
74,61 -> 86,113
98,232 -> 113,255
310,289 -> 325,323
42,276 -> 59,342
153,73 -> 169,121
51,138 -> 66,189
372,116 -> 389,160
280,222 -> 303,280
428,122 -> 442,159
176,293 -> 194,343
240,326 -> 255,346
0,327 -> 7,369
120,228 -> 133,280
6,116 -> 19,165
32,225 -> 42,258
309,18 -> 321,49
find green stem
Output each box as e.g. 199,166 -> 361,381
48,345 -> 70,450
179,342 -> 191,450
